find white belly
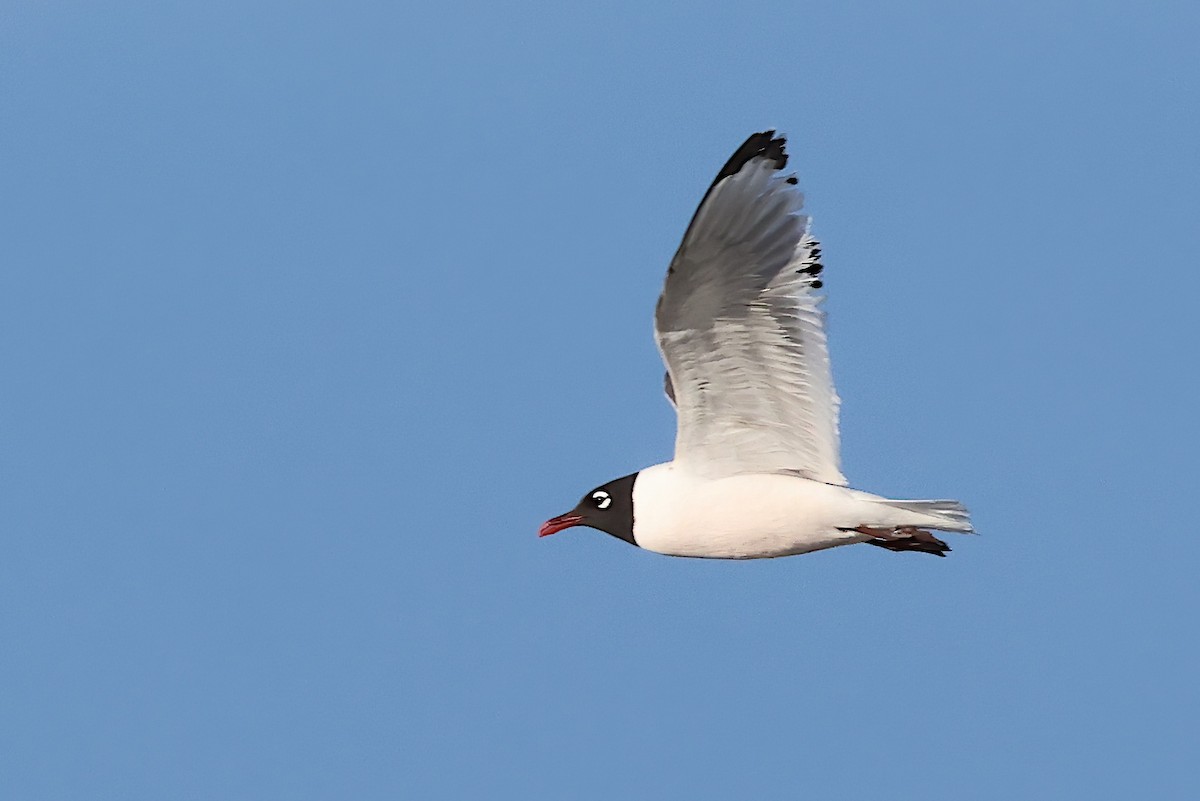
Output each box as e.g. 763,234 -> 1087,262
631,463 -> 873,559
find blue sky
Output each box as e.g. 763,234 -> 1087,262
2,1 -> 1197,798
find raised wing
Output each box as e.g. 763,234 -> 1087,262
654,132 -> 844,484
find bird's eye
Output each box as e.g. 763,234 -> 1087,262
591,491 -> 612,509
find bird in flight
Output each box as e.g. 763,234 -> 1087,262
540,131 -> 972,558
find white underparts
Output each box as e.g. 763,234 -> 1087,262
630,462 -> 972,559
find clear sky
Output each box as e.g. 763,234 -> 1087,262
2,1 -> 1197,798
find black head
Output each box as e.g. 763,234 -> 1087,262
539,473 -> 638,547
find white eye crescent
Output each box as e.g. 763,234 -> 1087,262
591,491 -> 612,509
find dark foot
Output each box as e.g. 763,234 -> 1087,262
853,526 -> 951,557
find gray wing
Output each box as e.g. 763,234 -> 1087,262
655,132 -> 844,484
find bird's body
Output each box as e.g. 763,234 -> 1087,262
541,131 -> 973,559
631,463 -> 971,559
631,464 -> 870,558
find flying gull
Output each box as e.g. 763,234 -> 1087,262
540,132 -> 973,558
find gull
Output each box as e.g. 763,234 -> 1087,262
540,132 -> 973,558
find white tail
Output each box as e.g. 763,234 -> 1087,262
877,499 -> 975,534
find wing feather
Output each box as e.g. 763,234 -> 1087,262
654,132 -> 844,484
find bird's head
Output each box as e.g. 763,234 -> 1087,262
539,473 -> 638,546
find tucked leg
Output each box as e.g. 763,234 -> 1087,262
852,526 -> 951,557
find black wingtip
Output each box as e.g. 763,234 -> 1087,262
710,131 -> 788,186
694,131 -> 789,211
